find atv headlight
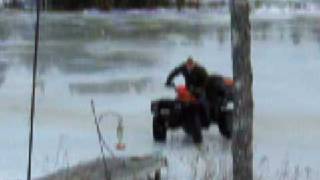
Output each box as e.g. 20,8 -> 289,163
160,108 -> 170,115
226,101 -> 234,110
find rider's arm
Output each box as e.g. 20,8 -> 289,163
165,65 -> 183,86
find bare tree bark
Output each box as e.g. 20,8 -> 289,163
230,0 -> 253,180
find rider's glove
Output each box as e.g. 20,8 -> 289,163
165,82 -> 175,88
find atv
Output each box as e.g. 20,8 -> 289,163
151,74 -> 234,143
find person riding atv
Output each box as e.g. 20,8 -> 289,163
166,57 -> 208,99
151,57 -> 234,144
165,57 -> 210,125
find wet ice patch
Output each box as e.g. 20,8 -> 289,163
104,50 -> 156,67
84,43 -> 157,66
69,77 -> 152,95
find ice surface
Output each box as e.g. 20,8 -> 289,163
0,7 -> 320,179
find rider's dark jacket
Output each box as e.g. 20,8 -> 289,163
166,63 -> 208,97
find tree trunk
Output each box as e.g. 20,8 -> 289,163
230,0 -> 253,180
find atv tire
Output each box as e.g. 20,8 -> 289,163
191,116 -> 203,143
153,116 -> 167,142
183,109 -> 203,143
218,111 -> 233,139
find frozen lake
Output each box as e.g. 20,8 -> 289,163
0,7 -> 320,179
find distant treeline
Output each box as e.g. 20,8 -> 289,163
3,0 -> 318,10
46,0 -> 214,10
46,0 -> 171,10
4,0 -> 216,10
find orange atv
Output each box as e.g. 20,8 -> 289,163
151,74 -> 234,143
